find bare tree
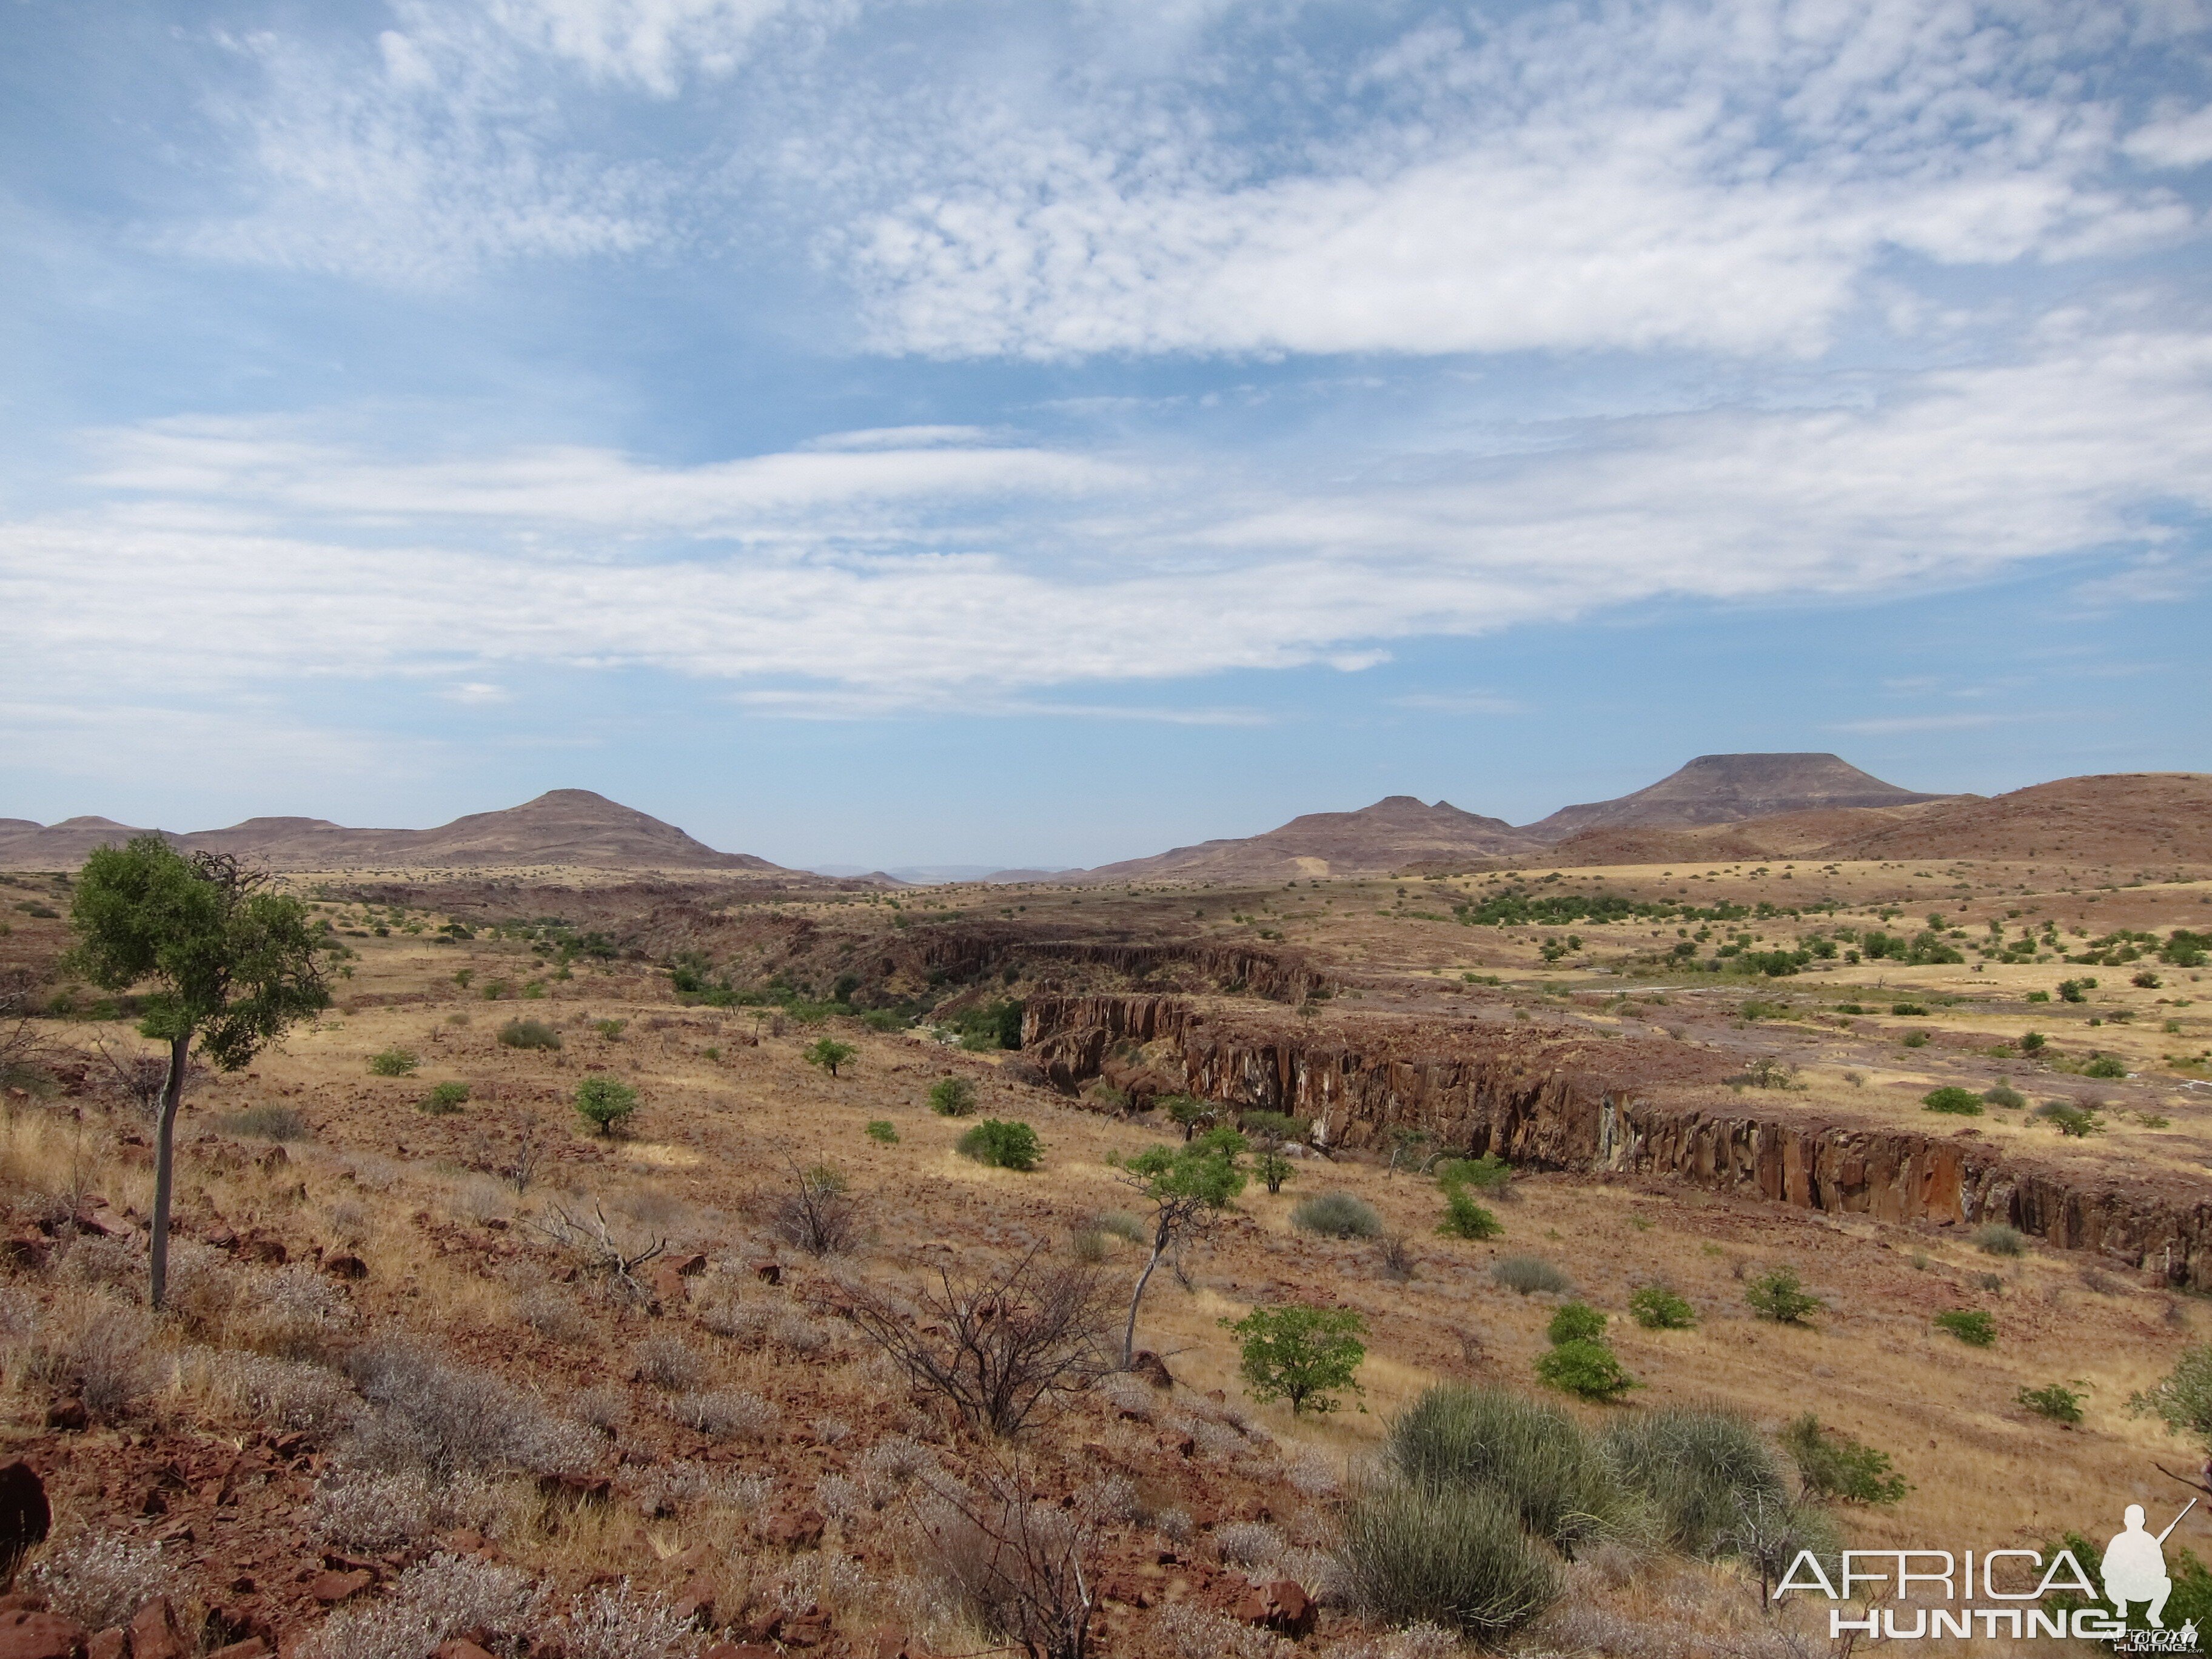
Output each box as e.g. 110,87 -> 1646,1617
914,1453 -> 1101,1659
87,1032 -> 201,1123
842,1246 -> 1110,1436
0,968 -> 45,1093
527,1199 -> 666,1302
773,1158 -> 859,1256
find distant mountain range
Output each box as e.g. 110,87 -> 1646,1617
0,790 -> 788,873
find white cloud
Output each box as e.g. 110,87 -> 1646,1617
1826,713 -> 2011,734
2125,104 -> 2212,169
7,316 -> 2210,709
443,682 -> 515,704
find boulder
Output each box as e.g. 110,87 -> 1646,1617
1127,1350 -> 1173,1390
0,1610 -> 85,1659
126,1597 -> 188,1659
0,1464 -> 50,1572
1230,1578 -> 1315,1638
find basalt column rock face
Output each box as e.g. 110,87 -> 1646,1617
1022,995 -> 2212,1290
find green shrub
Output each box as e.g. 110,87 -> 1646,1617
1900,1030 -> 1929,1048
1934,1309 -> 1996,1347
1535,1338 -> 1638,1402
1745,1267 -> 1821,1324
1921,1086 -> 1982,1115
1629,1284 -> 1696,1329
1972,1222 -> 2026,1256
574,1074 -> 638,1135
2085,1054 -> 2128,1079
216,1105 -> 312,1142
865,1120 -> 898,1145
498,1018 -> 561,1050
367,1047 -> 420,1078
1983,1084 -> 2025,1108
1493,1256 -> 1571,1296
1225,1304 -> 1366,1415
2018,1383 -> 2085,1426
1892,1002 -> 1926,1016
928,1077 -> 977,1117
420,1081 -> 470,1116
1606,1408 -> 1790,1551
1338,1479 -> 1561,1642
860,1009 -> 907,1032
2020,1030 -> 2046,1051
2026,989 -> 2049,1002
1385,1383 -> 1638,1549
2129,1346 -> 2212,1443
2036,1100 -> 2102,1136
956,1119 -> 1041,1171
2057,979 -> 2088,1002
1546,1302 -> 1606,1344
1780,1414 -> 1907,1504
1435,1154 -> 1512,1192
1438,1187 -> 1503,1240
1290,1192 -> 1384,1239
592,1019 -> 626,1040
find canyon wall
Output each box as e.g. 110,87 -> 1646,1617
1022,994 -> 2212,1290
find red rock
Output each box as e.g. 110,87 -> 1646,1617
430,1643 -> 494,1659
42,1401 -> 86,1434
761,1508 -> 824,1548
1127,1350 -> 1173,1389
0,1610 -> 85,1659
126,1595 -> 187,1659
321,1255 -> 367,1281
306,1570 -> 370,1606
89,1631 -> 125,1659
1,1235 -> 49,1273
780,1606 -> 831,1647
207,1642 -> 268,1659
750,1260 -> 781,1284
241,1239 -> 286,1266
0,1463 -> 50,1569
1230,1578 -> 1314,1639
671,1252 -> 708,1277
535,1473 -> 610,1507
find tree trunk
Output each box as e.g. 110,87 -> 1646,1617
1122,1229 -> 1169,1370
149,1033 -> 187,1310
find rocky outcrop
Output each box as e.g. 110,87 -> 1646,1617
1024,995 -> 2212,1289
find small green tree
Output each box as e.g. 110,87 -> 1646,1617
1628,1284 -> 1696,1329
1745,1266 -> 1822,1324
1535,1339 -> 1638,1402
368,1046 -> 419,1077
67,839 -> 329,1308
1435,1154 -> 1512,1193
957,1118 -> 1042,1171
1922,1087 -> 1983,1116
1438,1186 -> 1503,1239
1225,1304 -> 1366,1415
1241,1110 -> 1302,1195
805,1037 -> 856,1078
575,1074 -> 638,1136
865,1119 -> 899,1144
1115,1131 -> 1246,1368
1781,1415 -> 1908,1503
1162,1095 -> 1216,1141
420,1081 -> 470,1115
928,1076 -> 976,1116
2018,1383 -> 2085,1427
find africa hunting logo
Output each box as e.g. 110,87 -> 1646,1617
1772,1497 -> 2203,1649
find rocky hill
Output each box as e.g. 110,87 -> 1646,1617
1521,753 -> 1952,842
1810,773 -> 2212,865
0,790 -> 786,873
1073,796 -> 1541,883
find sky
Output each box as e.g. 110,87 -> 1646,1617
2,0 -> 2208,872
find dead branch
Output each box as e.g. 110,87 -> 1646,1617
911,1450 -> 1101,1659
526,1199 -> 666,1301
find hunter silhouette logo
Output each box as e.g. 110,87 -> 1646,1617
2104,1500 -> 2193,1628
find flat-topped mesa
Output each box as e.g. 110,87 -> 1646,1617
1023,995 -> 2212,1290
1521,752 -> 1954,843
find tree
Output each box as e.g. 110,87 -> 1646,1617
1226,1304 -> 1366,1415
574,1074 -> 638,1135
1781,1414 -> 1908,1503
1113,1131 -> 1246,1368
1161,1095 -> 1216,1141
1535,1339 -> 1638,1402
2131,1346 -> 2212,1446
1241,1111 -> 1303,1196
67,839 -> 329,1308
1437,1186 -> 1503,1240
959,1119 -> 1043,1171
805,1037 -> 856,1077
1744,1266 -> 1822,1325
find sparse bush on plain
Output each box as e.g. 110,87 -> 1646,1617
1780,1413 -> 1908,1504
1922,1086 -> 1983,1116
958,1118 -> 1043,1171
1492,1256 -> 1571,1296
1973,1222 -> 2026,1256
1535,1339 -> 1637,1402
930,1076 -> 977,1116
1546,1302 -> 1606,1344
1628,1284 -> 1696,1329
302,1552 -> 545,1659
1934,1309 -> 1996,1347
368,1046 -> 420,1077
805,1036 -> 856,1077
216,1103 -> 312,1141
667,1387 -> 779,1440
421,1079 -> 470,1114
1983,1084 -> 2026,1109
1337,1478 -> 1561,1643
1744,1266 -> 1821,1324
2018,1382 -> 2086,1426
1291,1191 -> 1384,1239
865,1118 -> 898,1144
343,1341 -> 598,1476
498,1018 -> 561,1050
1437,1186 -> 1503,1240
2037,1099 -> 2103,1136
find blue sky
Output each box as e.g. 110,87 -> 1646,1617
2,0 -> 2208,871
